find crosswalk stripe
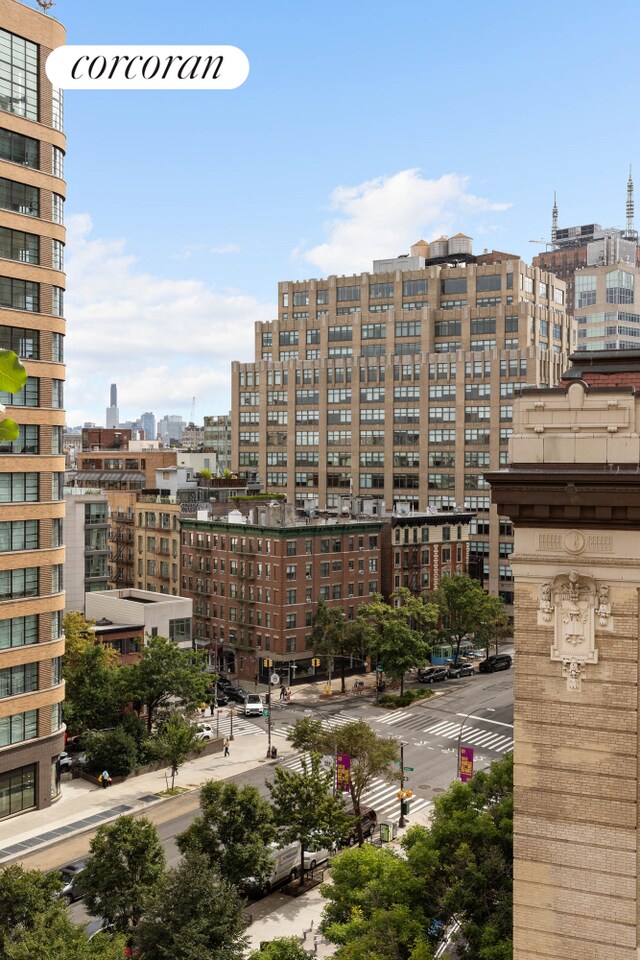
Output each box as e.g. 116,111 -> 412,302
424,720 -> 460,736
373,711 -> 414,726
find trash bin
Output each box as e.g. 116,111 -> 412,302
379,822 -> 392,843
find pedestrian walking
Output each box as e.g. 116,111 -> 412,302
200,701 -> 207,717
279,683 -> 286,700
100,769 -> 111,789
209,701 -> 216,715
223,738 -> 230,757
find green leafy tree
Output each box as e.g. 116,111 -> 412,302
151,711 -> 204,789
83,726 -> 139,778
311,598 -> 346,693
0,349 -> 26,442
430,574 -> 503,664
176,780 -> 277,888
80,815 -> 166,935
359,590 -> 436,693
0,864 -> 125,960
287,719 -> 399,845
249,938 -> 310,960
267,752 -> 350,887
5,911 -> 126,960
123,635 -> 209,733
474,595 -> 511,658
403,754 -> 513,959
62,612 -> 125,732
0,863 -> 62,950
133,850 -> 248,960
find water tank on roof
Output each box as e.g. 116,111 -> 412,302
448,234 -> 473,256
430,236 -> 449,258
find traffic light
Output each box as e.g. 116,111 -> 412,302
263,658 -> 273,668
311,658 -> 321,667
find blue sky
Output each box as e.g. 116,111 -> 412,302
35,0 -> 640,427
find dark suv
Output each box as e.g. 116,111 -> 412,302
340,805 -> 377,846
417,666 -> 448,684
479,654 -> 512,673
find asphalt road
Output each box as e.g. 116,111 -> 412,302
58,669 -> 512,927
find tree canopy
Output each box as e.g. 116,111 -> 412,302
133,850 -> 248,960
176,780 -> 277,888
358,590 -> 436,693
249,938 -> 311,960
267,752 -> 350,885
80,815 -> 166,934
287,718 -> 399,845
318,753 -> 514,959
62,612 -> 126,732
122,635 -> 209,732
151,711 -> 204,789
430,574 -> 508,664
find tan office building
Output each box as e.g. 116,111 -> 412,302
0,0 -> 66,818
490,349 -> 640,959
232,237 -> 573,604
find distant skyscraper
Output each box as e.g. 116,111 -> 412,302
141,411 -> 156,442
106,383 -> 119,429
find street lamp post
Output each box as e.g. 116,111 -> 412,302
266,692 -> 272,757
457,708 -> 495,779
398,740 -> 408,828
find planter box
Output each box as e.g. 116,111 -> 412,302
80,736 -> 223,785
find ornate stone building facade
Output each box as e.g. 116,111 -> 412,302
489,350 -> 640,959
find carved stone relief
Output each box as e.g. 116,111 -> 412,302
538,571 -> 612,692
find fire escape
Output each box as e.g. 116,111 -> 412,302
110,512 -> 135,587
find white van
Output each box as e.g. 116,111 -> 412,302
241,841 -> 301,897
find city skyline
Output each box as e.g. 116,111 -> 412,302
34,0 -> 640,425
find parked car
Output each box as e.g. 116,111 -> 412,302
57,861 -> 86,903
241,841 -> 301,897
340,805 -> 378,846
84,918 -> 115,941
213,676 -> 234,690
303,839 -> 335,871
58,751 -> 73,773
65,735 -> 87,754
479,654 -> 512,673
244,694 -> 264,717
226,686 -> 250,704
447,662 -> 475,679
417,666 -> 448,684
214,689 -> 230,706
195,723 -> 214,741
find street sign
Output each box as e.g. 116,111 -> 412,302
263,709 -> 270,718
404,766 -> 414,772
270,673 -> 280,685
320,755 -> 333,772
460,746 -> 474,783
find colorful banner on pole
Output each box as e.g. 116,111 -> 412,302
336,753 -> 351,792
459,746 -> 474,782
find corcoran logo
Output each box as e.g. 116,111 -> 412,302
46,45 -> 250,90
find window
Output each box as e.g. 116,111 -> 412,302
0,472 -> 37,502
0,662 -> 37,698
362,323 -> 386,339
0,375 -> 38,408
51,193 -> 64,225
52,145 -> 64,179
0,276 -> 38,311
0,326 -> 38,359
328,430 -> 351,445
0,614 -> 37,650
429,407 -> 456,422
0,127 -> 38,167
429,384 -> 455,400
51,286 -> 64,317
0,226 -> 38,265
293,290 -> 309,306
316,288 -> 328,304
395,320 -> 421,337
369,282 -> 394,299
336,285 -> 360,301
434,320 -> 461,337
606,269 -> 634,305
0,762 -> 36,818
0,708 -> 37,749
0,519 -> 37,551
328,388 -> 352,403
0,567 -> 38,600
470,317 -> 496,335
428,428 -> 455,444
465,405 -> 491,422
428,451 -> 453,467
0,29 -> 38,121
279,330 -> 298,346
328,325 -> 352,341
0,177 -> 38,217
51,379 -> 64,408
403,279 -> 428,296
476,275 -> 501,292
441,277 -> 467,295
360,473 -> 385,489
360,408 -> 385,423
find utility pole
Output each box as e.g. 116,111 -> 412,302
266,691 -> 272,757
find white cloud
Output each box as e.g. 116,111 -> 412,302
64,215 -> 273,425
294,169 -> 511,275
210,242 -> 240,254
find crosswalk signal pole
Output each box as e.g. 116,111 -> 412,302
267,691 -> 272,756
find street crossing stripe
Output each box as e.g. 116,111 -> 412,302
373,711 -> 414,726
200,717 -> 260,738
423,719 -> 514,752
